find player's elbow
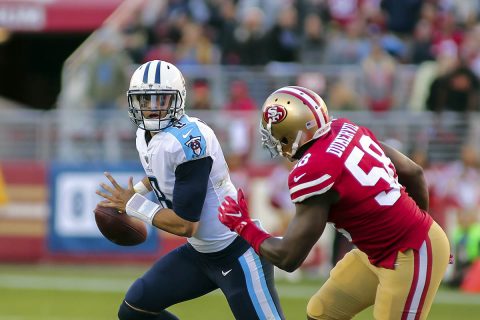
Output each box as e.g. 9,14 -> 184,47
397,161 -> 424,184
279,259 -> 302,273
399,160 -> 424,180
178,221 -> 198,237
275,254 -> 303,273
405,162 -> 426,185
410,162 -> 424,178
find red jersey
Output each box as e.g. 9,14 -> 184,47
288,118 -> 433,269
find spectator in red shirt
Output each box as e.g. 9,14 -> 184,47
224,80 -> 257,111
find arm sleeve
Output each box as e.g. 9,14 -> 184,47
173,156 -> 213,222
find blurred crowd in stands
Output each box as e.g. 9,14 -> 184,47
90,0 -> 480,110
77,0 -> 480,286
82,0 -> 480,157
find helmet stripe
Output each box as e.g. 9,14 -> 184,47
290,86 -> 317,101
319,107 -> 328,125
147,61 -> 158,84
142,61 -> 151,83
289,86 -> 328,125
155,60 -> 161,84
276,87 -> 322,127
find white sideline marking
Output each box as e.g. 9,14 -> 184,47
0,275 -> 479,305
0,316 -> 87,320
0,274 -> 130,293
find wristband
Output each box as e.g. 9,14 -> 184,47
126,193 -> 160,225
134,181 -> 150,195
238,222 -> 272,254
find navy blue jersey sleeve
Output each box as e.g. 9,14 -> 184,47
173,156 -> 213,222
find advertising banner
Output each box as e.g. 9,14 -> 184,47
48,162 -> 158,253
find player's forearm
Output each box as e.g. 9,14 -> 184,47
126,193 -> 198,237
152,208 -> 199,237
259,237 -> 311,272
258,198 -> 329,272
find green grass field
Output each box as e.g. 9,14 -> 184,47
0,264 -> 478,319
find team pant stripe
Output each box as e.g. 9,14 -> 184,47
239,248 -> 281,320
414,237 -> 433,320
402,241 -> 430,320
250,249 -> 282,319
402,249 -> 418,320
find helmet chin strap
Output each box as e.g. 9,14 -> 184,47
290,131 -> 303,157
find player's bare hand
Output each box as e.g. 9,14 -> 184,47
96,172 -> 135,212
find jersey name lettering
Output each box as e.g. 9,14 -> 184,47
326,123 -> 359,157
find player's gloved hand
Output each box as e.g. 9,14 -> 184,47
218,188 -> 250,233
218,189 -> 271,254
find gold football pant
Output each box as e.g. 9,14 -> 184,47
307,222 -> 450,320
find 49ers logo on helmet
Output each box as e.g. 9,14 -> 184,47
263,105 -> 287,124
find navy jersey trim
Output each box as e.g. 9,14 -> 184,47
173,156 -> 213,222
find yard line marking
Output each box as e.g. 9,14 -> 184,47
0,275 -> 130,293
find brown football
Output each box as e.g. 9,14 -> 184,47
94,204 -> 147,246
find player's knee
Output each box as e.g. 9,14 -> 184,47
125,277 -> 145,304
307,296 -> 350,320
118,300 -> 154,320
118,301 -> 180,320
306,296 -> 327,319
119,279 -> 153,320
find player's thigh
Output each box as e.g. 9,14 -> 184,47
307,249 -> 378,320
374,222 -> 450,320
125,244 -> 216,312
219,247 -> 284,320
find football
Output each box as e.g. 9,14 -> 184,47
94,204 -> 147,246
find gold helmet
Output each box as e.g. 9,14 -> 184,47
260,86 -> 331,160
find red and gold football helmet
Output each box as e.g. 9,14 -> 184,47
260,86 -> 331,160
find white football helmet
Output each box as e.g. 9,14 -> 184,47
260,86 -> 331,160
127,60 -> 186,131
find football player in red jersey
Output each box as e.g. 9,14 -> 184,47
218,86 -> 451,320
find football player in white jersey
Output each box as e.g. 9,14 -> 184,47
96,60 -> 284,320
